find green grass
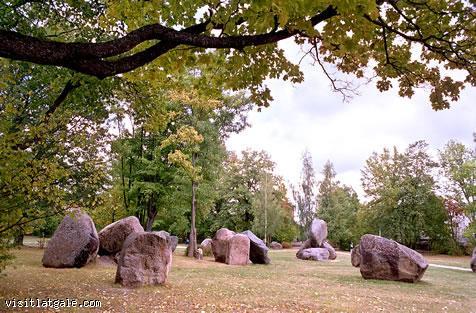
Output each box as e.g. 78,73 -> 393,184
0,247 -> 474,312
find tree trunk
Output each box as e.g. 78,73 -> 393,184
188,153 -> 198,258
188,180 -> 198,257
264,173 -> 268,245
13,228 -> 24,246
145,196 -> 158,231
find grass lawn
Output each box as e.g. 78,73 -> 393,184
0,246 -> 474,312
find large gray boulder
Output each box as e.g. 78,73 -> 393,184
471,247 -> 476,273
270,241 -> 283,250
352,234 -> 428,283
296,218 -> 335,261
200,238 -> 213,256
98,216 -> 143,255
169,236 -> 179,252
115,232 -> 172,287
241,230 -> 270,264
226,234 -> 250,266
155,230 -> 178,252
42,210 -> 99,268
296,248 -> 330,261
308,218 -> 328,247
212,228 -> 236,263
323,241 -> 336,260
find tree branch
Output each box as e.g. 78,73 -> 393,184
45,79 -> 81,117
0,6 -> 338,78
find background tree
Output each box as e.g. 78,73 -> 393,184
361,141 -> 451,250
439,140 -> 476,247
251,168 -> 295,244
317,161 -> 361,250
439,141 -> 476,222
109,75 -> 253,258
206,149 -> 297,243
292,151 -> 318,238
163,89 -> 252,257
210,150 -> 275,232
0,62 -> 114,268
111,90 -> 178,231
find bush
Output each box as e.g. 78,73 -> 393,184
463,221 -> 476,250
431,238 -> 464,256
32,215 -> 60,237
274,218 -> 298,243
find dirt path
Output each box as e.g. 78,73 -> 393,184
428,263 -> 473,272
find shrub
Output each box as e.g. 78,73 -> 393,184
31,215 -> 60,237
274,218 -> 298,243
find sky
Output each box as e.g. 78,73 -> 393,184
225,39 -> 476,199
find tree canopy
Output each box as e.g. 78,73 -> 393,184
361,141 -> 451,249
0,0 -> 475,108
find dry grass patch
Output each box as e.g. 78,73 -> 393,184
0,247 -> 474,312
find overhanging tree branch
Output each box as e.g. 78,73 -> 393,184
0,6 -> 338,78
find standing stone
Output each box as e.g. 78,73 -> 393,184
200,238 -> 213,256
155,230 -> 178,252
351,244 -> 361,267
98,216 -> 144,255
296,219 -> 333,261
270,241 -> 283,250
299,239 -> 312,250
226,234 -> 250,265
42,210 -> 99,268
296,248 -> 330,261
212,228 -> 236,263
471,247 -> 476,273
354,234 -> 428,283
169,236 -> 179,252
115,232 -> 172,287
308,218 -> 328,247
323,241 -> 337,260
241,230 -> 270,264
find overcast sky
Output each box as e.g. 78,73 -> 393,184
225,39 -> 476,199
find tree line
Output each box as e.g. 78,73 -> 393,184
293,140 -> 475,253
1,0 -> 475,271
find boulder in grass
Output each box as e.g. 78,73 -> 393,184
169,236 -> 179,252
471,247 -> 476,273
42,210 -> 99,268
200,238 -> 213,256
115,232 -> 172,288
98,216 -> 144,255
323,241 -> 337,260
155,231 -> 178,252
353,234 -> 428,283
212,228 -> 236,263
296,248 -> 329,261
308,218 -> 328,247
226,234 -> 250,265
351,244 -> 361,267
298,239 -> 312,250
270,241 -> 283,250
241,230 -> 270,264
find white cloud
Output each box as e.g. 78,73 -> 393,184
226,40 -> 476,200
